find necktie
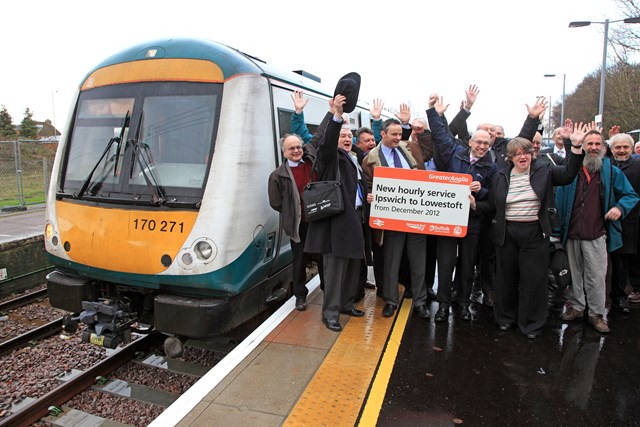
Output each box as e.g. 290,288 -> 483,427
392,148 -> 402,168
558,149 -> 565,158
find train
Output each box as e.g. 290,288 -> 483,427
43,38 -> 377,350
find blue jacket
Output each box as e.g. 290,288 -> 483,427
427,107 -> 496,234
555,157 -> 640,252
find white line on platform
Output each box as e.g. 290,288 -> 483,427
148,275 -> 321,427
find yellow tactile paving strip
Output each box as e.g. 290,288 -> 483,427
283,290 -> 411,427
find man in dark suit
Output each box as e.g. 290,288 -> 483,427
362,119 -> 429,319
304,87 -> 366,332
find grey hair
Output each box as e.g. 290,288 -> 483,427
279,133 -> 303,150
609,133 -> 634,148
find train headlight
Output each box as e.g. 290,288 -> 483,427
45,223 -> 53,239
195,241 -> 213,261
181,252 -> 194,266
45,223 -> 59,247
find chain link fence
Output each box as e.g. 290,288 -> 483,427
0,140 -> 57,212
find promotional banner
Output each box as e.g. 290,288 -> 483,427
369,167 -> 472,237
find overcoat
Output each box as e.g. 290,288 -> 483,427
304,118 -> 364,259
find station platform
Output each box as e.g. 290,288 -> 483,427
0,205 -> 45,245
152,274 -> 640,427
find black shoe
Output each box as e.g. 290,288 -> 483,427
498,323 -> 513,331
364,280 -> 376,289
458,306 -> 472,321
614,299 -> 630,314
382,304 -> 396,317
525,332 -> 541,340
341,308 -> 365,317
404,288 -> 413,299
483,290 -> 494,307
323,318 -> 342,332
434,305 -> 449,322
427,288 -> 437,300
414,304 -> 431,319
295,297 -> 307,311
351,290 -> 365,303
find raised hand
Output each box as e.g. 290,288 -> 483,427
291,90 -> 308,114
559,118 -> 574,139
585,120 -> 603,133
465,84 -> 479,110
333,94 -> 346,120
370,98 -> 384,120
434,96 -> 449,117
609,125 -> 621,138
428,94 -> 439,109
526,97 -> 548,119
395,103 -> 411,124
570,122 -> 588,147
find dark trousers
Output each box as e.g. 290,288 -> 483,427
628,252 -> 640,289
382,230 -> 427,307
425,235 -> 437,290
291,221 -> 324,299
479,220 -> 495,293
495,221 -> 549,335
436,234 -> 478,307
372,240 -> 384,294
322,254 -> 360,321
610,252 -> 631,300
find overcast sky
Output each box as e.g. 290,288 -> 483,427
1,0 -> 628,137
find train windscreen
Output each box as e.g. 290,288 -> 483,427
59,82 -> 222,206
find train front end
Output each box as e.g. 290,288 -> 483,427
44,39 -> 288,348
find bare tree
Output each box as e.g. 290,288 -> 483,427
611,0 -> 640,63
550,62 -> 640,134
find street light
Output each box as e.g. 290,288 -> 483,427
569,16 -> 640,125
544,73 -> 566,125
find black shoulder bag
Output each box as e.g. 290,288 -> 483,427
301,157 -> 344,222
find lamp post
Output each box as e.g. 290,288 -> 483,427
569,16 -> 640,125
544,73 -> 566,126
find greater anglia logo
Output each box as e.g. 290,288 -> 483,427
427,174 -> 470,184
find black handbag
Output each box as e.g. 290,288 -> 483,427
549,240 -> 572,290
301,158 -> 344,222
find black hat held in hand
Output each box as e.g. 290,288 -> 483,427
334,72 -> 361,113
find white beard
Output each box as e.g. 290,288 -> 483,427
583,150 -> 604,173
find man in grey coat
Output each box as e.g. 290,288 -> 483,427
268,134 -> 323,311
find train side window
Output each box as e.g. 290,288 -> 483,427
276,108 -> 319,141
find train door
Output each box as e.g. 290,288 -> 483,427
267,85 -> 331,275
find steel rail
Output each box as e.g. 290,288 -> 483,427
0,333 -> 158,427
0,317 -> 63,356
0,288 -> 49,312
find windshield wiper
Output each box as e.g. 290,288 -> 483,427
128,110 -> 165,205
76,111 -> 130,199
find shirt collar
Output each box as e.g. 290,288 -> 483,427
287,158 -> 304,167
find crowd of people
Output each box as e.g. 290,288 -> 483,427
268,74 -> 640,338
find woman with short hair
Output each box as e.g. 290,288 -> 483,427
474,124 -> 586,339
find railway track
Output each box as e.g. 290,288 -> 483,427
0,317 -> 62,357
0,333 -> 159,426
0,288 -> 49,313
1,319 -> 237,426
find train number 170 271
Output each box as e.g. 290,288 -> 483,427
132,218 -> 184,233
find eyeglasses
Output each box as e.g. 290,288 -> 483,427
513,152 -> 531,158
287,146 -> 303,152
